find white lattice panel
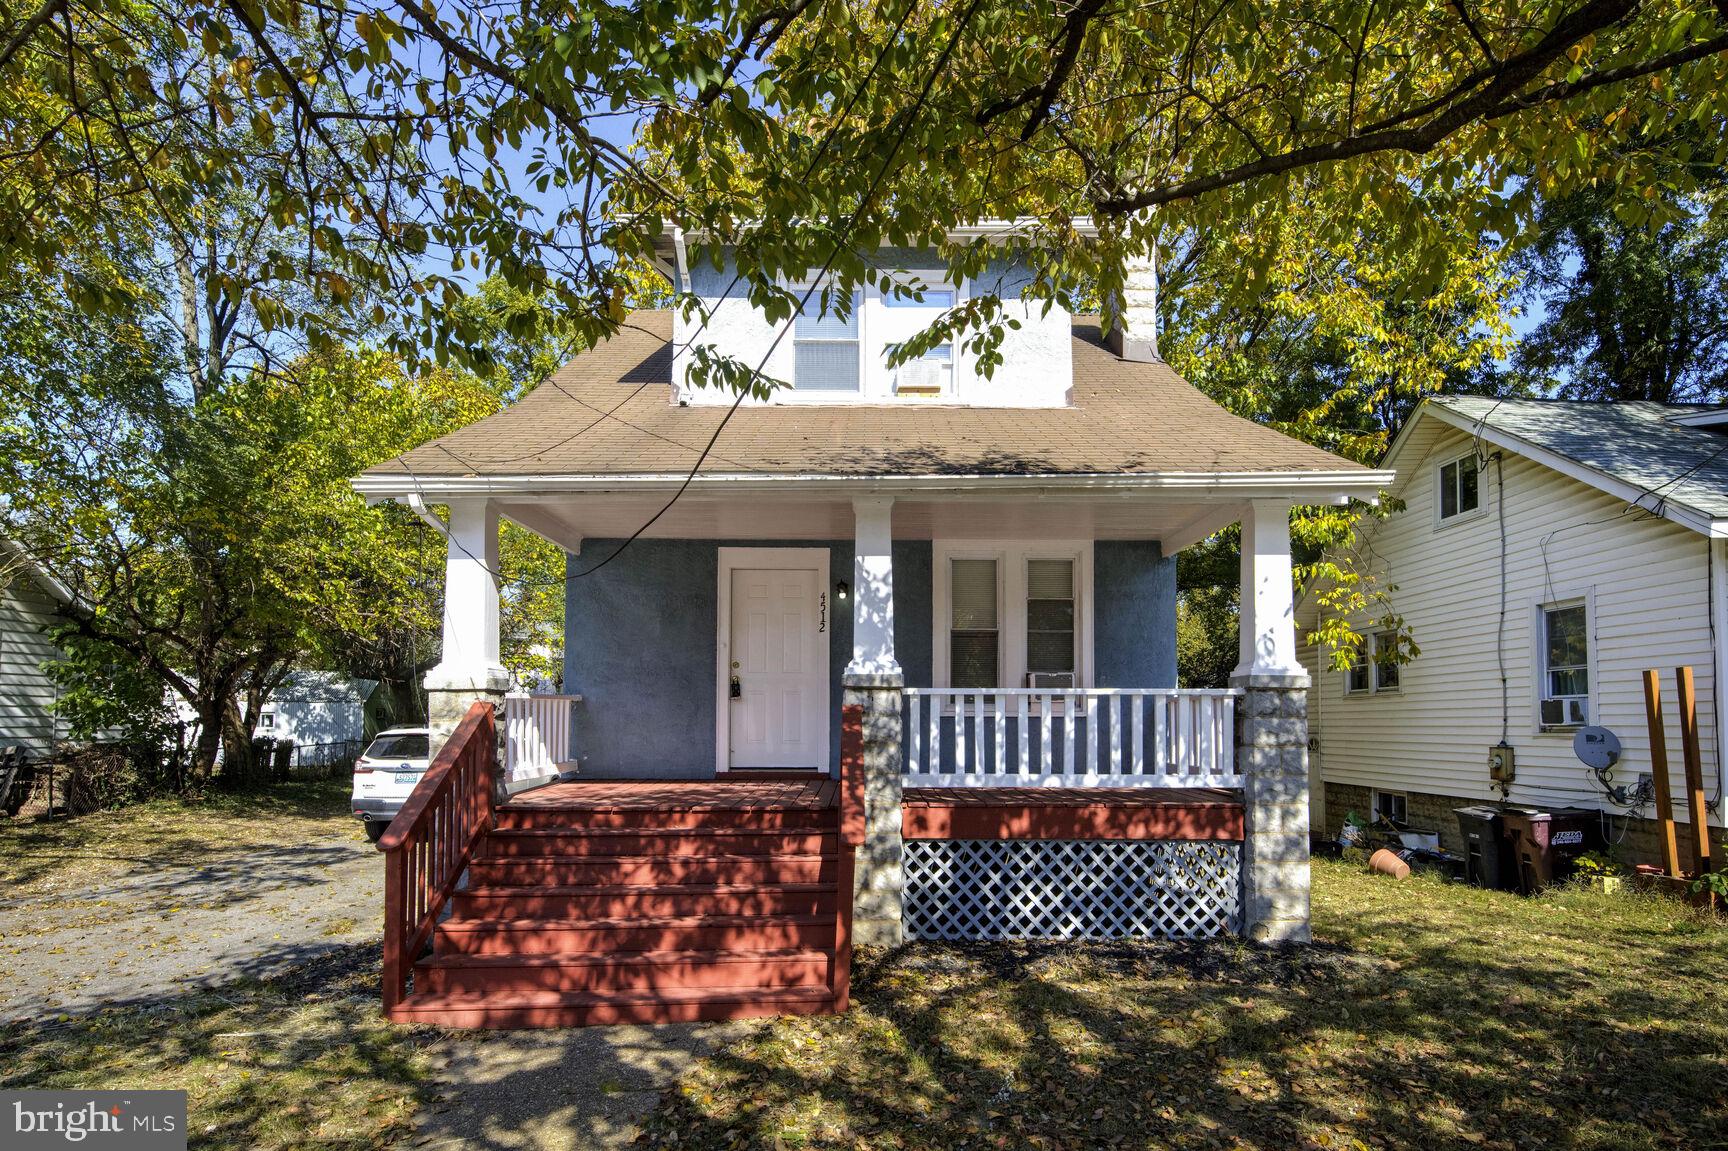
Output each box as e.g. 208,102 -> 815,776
903,839 -> 1242,940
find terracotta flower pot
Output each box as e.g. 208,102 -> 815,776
1368,848 -> 1411,879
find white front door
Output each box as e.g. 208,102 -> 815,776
726,565 -> 825,769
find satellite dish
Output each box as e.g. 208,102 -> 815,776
1574,726 -> 1621,771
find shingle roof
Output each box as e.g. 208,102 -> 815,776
364,311 -> 1367,481
1431,396 -> 1728,523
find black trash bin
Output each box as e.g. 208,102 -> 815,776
1500,807 -> 1601,894
1454,805 -> 1512,891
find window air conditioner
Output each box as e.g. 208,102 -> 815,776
1539,696 -> 1589,727
1027,671 -> 1076,689
895,358 -> 948,395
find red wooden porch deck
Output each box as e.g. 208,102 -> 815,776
512,779 -> 1245,841
506,778 -> 839,811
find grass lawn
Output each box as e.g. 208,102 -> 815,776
638,858 -> 1728,1151
0,778 -> 356,897
0,945 -> 434,1151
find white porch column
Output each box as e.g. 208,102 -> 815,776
844,494 -> 904,945
1230,498 -> 1312,943
1233,499 -> 1302,678
848,496 -> 900,676
424,498 -> 512,762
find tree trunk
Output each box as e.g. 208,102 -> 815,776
218,697 -> 259,787
190,703 -> 223,782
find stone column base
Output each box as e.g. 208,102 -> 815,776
843,671 -> 904,947
425,669 -> 510,795
1234,671 -> 1313,944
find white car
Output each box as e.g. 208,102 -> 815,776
351,727 -> 432,842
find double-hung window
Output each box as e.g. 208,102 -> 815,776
938,544 -> 1088,690
1025,559 -> 1076,687
1540,601 -> 1590,728
790,285 -> 861,392
948,558 -> 1000,688
1344,631 -> 1400,695
1438,452 -> 1481,521
880,277 -> 957,396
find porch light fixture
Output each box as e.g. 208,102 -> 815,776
835,580 -> 850,602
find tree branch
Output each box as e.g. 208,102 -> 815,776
0,0 -> 65,73
976,0 -> 1109,140
1099,0 -> 1728,214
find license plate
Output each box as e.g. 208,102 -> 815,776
394,771 -> 420,784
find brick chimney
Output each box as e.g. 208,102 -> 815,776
1104,243 -> 1159,363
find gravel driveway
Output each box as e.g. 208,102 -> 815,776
0,827 -> 378,1022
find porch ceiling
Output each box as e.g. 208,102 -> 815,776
496,492 -> 1248,553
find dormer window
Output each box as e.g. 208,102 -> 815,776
791,286 -> 861,393
781,274 -> 963,399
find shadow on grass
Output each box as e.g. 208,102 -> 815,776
0,778 -> 357,892
635,864 -> 1728,1151
0,943 -> 431,1151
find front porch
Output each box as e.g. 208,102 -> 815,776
366,483 -> 1354,1027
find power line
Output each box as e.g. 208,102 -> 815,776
399,0 -> 985,591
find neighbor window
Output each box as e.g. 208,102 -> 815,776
1345,649 -> 1370,695
1540,601 -> 1590,728
1345,632 -> 1400,695
949,558 -> 1000,688
259,712 -> 276,730
791,286 -> 861,392
1439,453 -> 1481,520
1372,790 -> 1409,826
1372,630 -> 1400,692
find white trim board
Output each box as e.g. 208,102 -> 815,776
714,546 -> 832,774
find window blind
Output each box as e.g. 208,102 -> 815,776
950,558 -> 998,687
1026,559 -> 1075,674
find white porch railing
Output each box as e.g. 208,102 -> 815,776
902,688 -> 1241,788
503,693 -> 581,781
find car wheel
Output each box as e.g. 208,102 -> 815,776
363,820 -> 386,844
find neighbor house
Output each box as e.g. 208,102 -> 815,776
1298,397 -> 1728,862
0,538 -> 72,757
256,671 -> 379,760
352,225 -> 1393,1028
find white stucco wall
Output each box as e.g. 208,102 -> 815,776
1300,422 -> 1724,827
671,247 -> 1074,408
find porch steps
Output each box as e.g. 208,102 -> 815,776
394,782 -> 847,1028
481,827 -> 837,856
434,913 -> 835,956
386,984 -> 838,1029
491,805 -> 833,832
465,853 -> 840,886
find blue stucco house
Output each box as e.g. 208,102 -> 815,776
357,225 -> 1386,783
352,224 -> 1397,1028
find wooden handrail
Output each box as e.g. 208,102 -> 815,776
833,704 -> 865,1011
839,704 -> 866,849
377,701 -> 497,1017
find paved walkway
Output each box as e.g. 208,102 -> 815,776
0,818 -> 742,1146
0,831 -> 378,1022
414,1020 -> 754,1151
